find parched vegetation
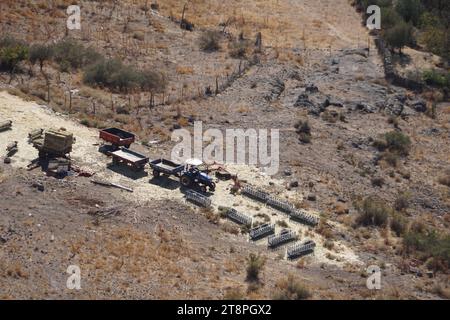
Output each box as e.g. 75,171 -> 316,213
198,31 -> 221,52
272,274 -> 311,300
354,195 -> 449,272
355,197 -> 391,227
373,131 -> 411,166
294,119 -> 312,144
438,172 -> 450,187
245,253 -> 266,283
403,229 -> 450,272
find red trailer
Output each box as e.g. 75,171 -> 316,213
99,128 -> 135,149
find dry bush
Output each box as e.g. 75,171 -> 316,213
438,172 -> 450,187
245,253 -> 266,282
355,197 -> 391,228
221,222 -> 239,235
223,287 -> 245,300
272,274 -> 311,300
199,30 -> 221,52
176,66 -> 194,75
316,217 -> 333,239
294,119 -> 312,143
228,39 -> 252,59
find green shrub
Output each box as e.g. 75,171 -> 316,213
385,131 -> 411,156
84,59 -> 121,87
390,213 -> 407,236
419,12 -> 450,61
0,36 -> 29,73
84,59 -> 166,94
423,69 -> 449,89
29,44 -> 54,71
384,20 -> 414,53
403,230 -> 450,271
380,6 -> 404,30
137,69 -> 167,93
53,38 -> 102,71
111,65 -> 141,92
246,253 -> 266,282
395,0 -> 422,26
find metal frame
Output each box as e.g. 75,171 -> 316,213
249,223 -> 275,240
185,190 -> 212,207
268,230 -> 297,248
287,241 -> 316,259
226,208 -> 252,226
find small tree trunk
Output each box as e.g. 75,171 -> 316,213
47,80 -> 50,102
215,77 -> 219,95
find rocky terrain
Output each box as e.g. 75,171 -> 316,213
0,0 -> 449,299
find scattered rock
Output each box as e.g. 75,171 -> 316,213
354,102 -> 377,113
283,169 -> 292,176
265,78 -> 285,101
289,181 -> 299,188
329,101 -> 344,108
305,83 -> 319,93
294,93 -> 325,115
409,266 -> 423,277
307,194 -> 317,201
388,104 -> 404,116
31,182 -> 45,192
343,48 -> 368,58
4,157 -> 11,164
421,128 -> 441,136
410,99 -> 427,113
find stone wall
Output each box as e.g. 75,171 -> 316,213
374,37 -> 425,92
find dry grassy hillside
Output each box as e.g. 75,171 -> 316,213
0,0 -> 449,300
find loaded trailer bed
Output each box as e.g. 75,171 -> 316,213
111,148 -> 149,171
149,159 -> 184,177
